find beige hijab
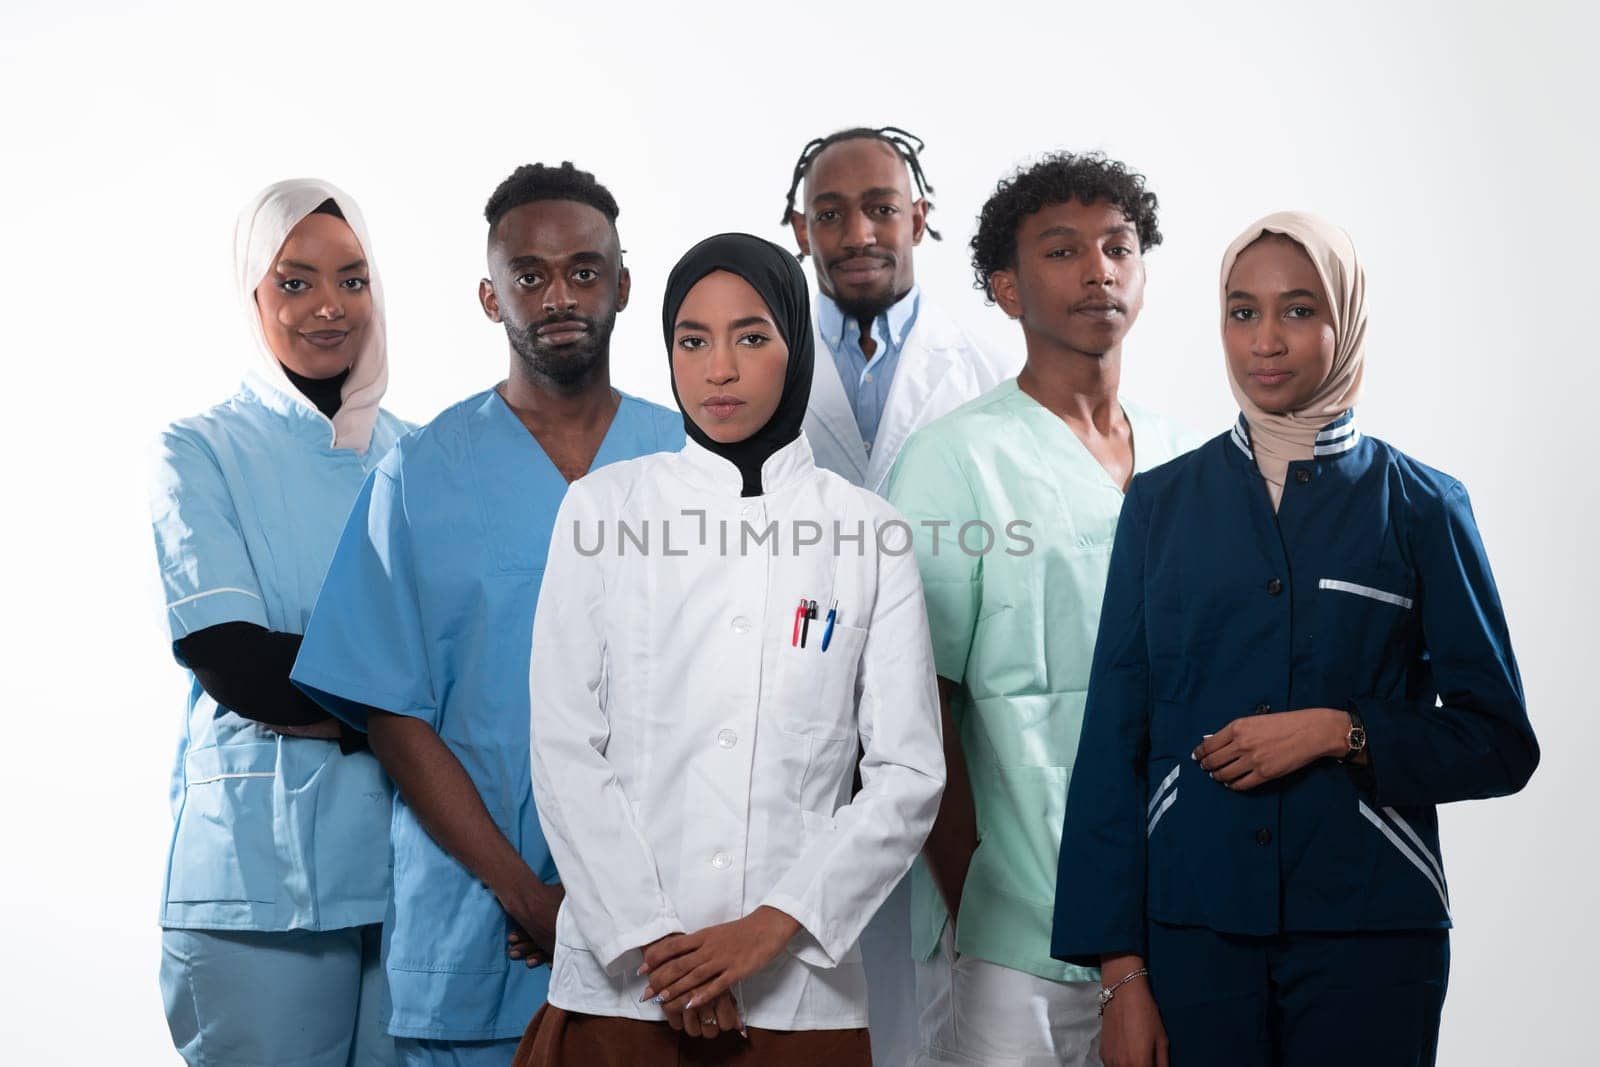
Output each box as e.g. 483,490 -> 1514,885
1220,211 -> 1366,509
234,178 -> 389,453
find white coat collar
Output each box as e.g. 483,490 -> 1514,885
676,431 -> 817,498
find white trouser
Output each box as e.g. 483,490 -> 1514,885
861,873 -> 919,1066
912,923 -> 1102,1067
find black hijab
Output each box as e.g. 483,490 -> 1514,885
662,233 -> 814,497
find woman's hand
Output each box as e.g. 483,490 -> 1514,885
1194,708 -> 1350,791
638,906 -> 800,1020
1100,955 -> 1167,1067
671,990 -> 742,1040
264,718 -> 344,740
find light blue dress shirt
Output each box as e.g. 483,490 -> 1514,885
817,285 -> 921,451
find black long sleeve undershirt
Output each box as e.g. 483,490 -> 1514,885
176,622 -> 368,753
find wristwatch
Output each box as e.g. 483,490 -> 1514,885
1339,709 -> 1367,763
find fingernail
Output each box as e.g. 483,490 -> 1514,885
740,1029 -> 750,1040
685,999 -> 696,1010
651,994 -> 664,1005
636,964 -> 647,976
639,990 -> 653,1003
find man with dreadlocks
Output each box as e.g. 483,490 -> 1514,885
886,152 -> 1197,1066
293,162 -> 683,1067
785,127 -> 1017,498
784,126 -> 1018,1065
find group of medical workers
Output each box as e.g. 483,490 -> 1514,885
148,126 -> 1538,1067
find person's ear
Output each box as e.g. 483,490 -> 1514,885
991,269 -> 1022,320
615,265 -> 632,313
789,211 -> 811,260
910,198 -> 930,246
479,278 -> 501,323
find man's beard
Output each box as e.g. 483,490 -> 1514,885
506,309 -> 617,388
826,253 -> 902,325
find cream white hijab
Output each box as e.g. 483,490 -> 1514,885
234,178 -> 388,453
1220,211 -> 1366,509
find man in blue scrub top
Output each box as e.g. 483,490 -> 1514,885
293,162 -> 684,1067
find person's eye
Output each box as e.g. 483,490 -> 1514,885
1229,307 -> 1257,321
737,332 -> 770,347
873,205 -> 898,217
815,210 -> 839,224
1108,245 -> 1132,257
573,268 -> 598,283
1045,248 -> 1071,259
278,278 -> 310,293
341,278 -> 368,291
517,273 -> 541,287
1286,305 -> 1315,319
677,336 -> 707,350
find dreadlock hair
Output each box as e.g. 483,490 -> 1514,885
970,151 -> 1162,302
780,126 -> 941,243
484,161 -> 620,234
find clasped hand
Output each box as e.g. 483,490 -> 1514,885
1193,708 -> 1350,791
635,906 -> 802,1039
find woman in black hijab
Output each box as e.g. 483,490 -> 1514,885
516,234 -> 944,1066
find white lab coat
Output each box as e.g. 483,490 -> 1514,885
527,433 -> 945,1031
804,294 -> 1020,496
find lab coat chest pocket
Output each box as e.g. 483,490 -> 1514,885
773,622 -> 868,742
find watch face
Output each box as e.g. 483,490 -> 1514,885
1350,725 -> 1367,750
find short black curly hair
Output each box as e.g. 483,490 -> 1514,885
970,152 -> 1161,301
484,161 -> 619,235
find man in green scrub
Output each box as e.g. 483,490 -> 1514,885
886,152 -> 1194,1066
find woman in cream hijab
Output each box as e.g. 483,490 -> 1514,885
149,179 -> 410,1065
1052,212 -> 1537,1067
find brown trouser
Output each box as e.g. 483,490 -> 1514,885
512,1004 -> 873,1066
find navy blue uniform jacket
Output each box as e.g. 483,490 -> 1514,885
1052,413 -> 1538,965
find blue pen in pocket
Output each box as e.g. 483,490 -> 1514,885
820,601 -> 838,652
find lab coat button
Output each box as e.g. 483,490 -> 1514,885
1255,828 -> 1273,845
711,851 -> 732,870
730,616 -> 751,634
1266,578 -> 1283,596
1294,469 -> 1312,485
717,729 -> 737,749
741,504 -> 759,520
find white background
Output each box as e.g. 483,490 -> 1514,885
2,0 -> 1593,1061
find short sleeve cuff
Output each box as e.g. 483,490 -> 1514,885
166,586 -> 268,644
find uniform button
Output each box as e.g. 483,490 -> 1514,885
1255,828 -> 1273,845
741,503 -> 759,520
864,440 -> 873,453
711,851 -> 732,870
1294,469 -> 1312,485
730,616 -> 751,634
863,372 -> 874,384
717,729 -> 738,749
1266,578 -> 1283,596
1254,702 -> 1271,715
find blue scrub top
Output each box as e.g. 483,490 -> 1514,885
148,371 -> 411,933
292,387 -> 683,1042
1052,413 -> 1539,966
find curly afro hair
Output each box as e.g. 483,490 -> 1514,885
970,152 -> 1161,301
484,161 -> 619,234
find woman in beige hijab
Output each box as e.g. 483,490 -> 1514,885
1052,212 -> 1537,1067
149,179 -> 410,1065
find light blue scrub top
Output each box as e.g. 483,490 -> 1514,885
148,370 -> 410,933
292,387 -> 683,1042
817,284 -> 920,448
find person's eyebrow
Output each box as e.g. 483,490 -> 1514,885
277,259 -> 320,273
336,258 -> 368,272
1102,223 -> 1137,239
675,319 -> 711,333
506,255 -> 547,270
1033,226 -> 1080,241
1279,288 -> 1321,301
729,316 -> 775,330
1226,289 -> 1255,301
